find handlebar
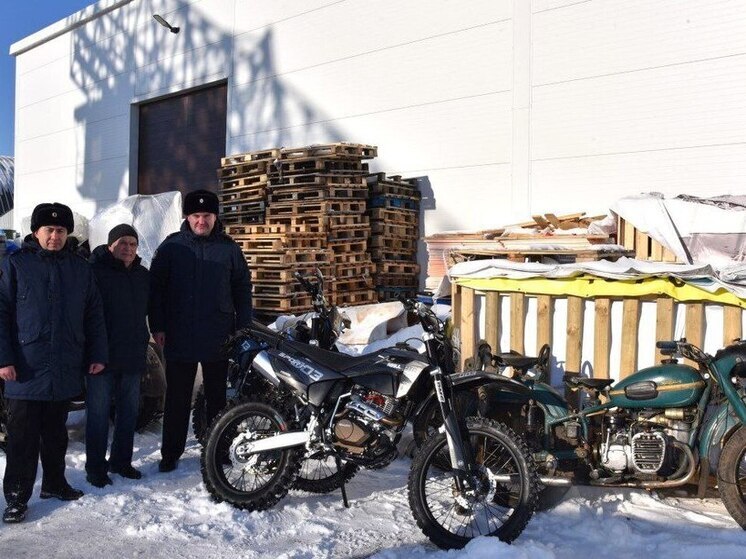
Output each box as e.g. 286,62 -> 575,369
656,339 -> 711,364
400,296 -> 442,334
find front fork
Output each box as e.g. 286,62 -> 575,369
431,368 -> 477,493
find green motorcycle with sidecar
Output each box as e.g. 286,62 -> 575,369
413,337 -> 746,527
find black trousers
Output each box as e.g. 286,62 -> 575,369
3,399 -> 70,505
161,360 -> 227,461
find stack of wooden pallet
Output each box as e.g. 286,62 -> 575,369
367,173 -> 421,301
218,153 -> 272,225
219,143 -> 379,315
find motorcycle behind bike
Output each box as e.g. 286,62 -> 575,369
201,298 -> 541,549
469,337 -> 746,529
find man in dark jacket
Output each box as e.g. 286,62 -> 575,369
0,203 -> 107,523
149,190 -> 252,472
86,224 -> 149,488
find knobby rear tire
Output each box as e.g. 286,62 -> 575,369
200,400 -> 303,511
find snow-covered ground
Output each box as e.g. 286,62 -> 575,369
1,413 -> 746,559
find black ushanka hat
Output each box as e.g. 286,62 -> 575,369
30,202 -> 74,233
183,189 -> 219,216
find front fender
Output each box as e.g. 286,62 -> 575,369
699,397 -> 746,472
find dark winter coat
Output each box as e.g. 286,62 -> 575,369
149,220 -> 252,362
90,245 -> 150,375
0,237 -> 108,401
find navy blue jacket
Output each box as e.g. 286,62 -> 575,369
0,237 -> 108,401
90,245 -> 150,375
149,220 -> 252,362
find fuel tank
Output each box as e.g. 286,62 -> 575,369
608,363 -> 705,409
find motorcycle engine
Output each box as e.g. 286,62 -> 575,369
599,409 -> 694,476
333,388 -> 405,455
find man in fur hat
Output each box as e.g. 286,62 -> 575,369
0,203 -> 107,523
149,190 -> 252,472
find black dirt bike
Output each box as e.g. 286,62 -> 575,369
193,270 -> 356,493
201,298 -> 540,549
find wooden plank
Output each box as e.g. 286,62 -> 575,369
620,299 -> 640,377
621,219 -> 636,250
565,296 -> 584,372
650,239 -> 664,261
510,293 -> 526,354
635,230 -> 649,259
685,303 -> 705,368
723,305 -> 742,346
460,287 -> 477,370
536,295 -> 554,354
594,298 -> 611,379
655,298 -> 675,363
484,292 -> 501,353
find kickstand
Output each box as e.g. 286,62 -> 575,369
335,456 -> 350,508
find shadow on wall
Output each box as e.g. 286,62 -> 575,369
68,1 -> 345,215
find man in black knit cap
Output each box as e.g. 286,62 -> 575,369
0,203 -> 107,523
149,190 -> 252,472
86,224 -> 150,488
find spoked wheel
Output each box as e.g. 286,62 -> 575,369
293,451 -> 359,494
201,401 -> 303,511
718,426 -> 746,529
408,417 -> 538,549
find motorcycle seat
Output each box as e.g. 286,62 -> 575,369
280,337 -> 383,373
563,376 -> 614,391
496,351 -> 539,371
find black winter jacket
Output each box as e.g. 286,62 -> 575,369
90,245 -> 150,375
149,220 -> 252,362
0,237 -> 108,400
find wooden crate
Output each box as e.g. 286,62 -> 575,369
617,216 -> 681,262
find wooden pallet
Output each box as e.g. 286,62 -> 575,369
235,235 -> 327,252
252,265 -> 332,283
279,143 -> 377,160
369,195 -> 419,211
369,236 -> 418,251
367,174 -> 420,198
267,200 -> 367,216
253,282 -> 305,297
218,160 -> 269,180
332,263 -> 376,279
219,173 -> 269,191
327,239 -> 368,253
371,221 -> 418,238
328,215 -> 369,227
376,261 -> 421,275
328,226 -> 371,242
332,276 -> 373,292
270,158 -> 369,175
221,200 -> 266,215
245,250 -> 331,266
221,149 -> 281,166
332,252 -> 373,264
331,289 -> 377,307
369,208 -> 418,225
369,249 -> 416,261
221,213 -> 265,225
253,294 -> 313,312
219,185 -> 267,204
268,186 -> 368,204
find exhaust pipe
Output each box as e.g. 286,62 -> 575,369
491,474 -> 572,486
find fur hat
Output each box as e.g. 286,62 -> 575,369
30,203 -> 74,233
107,223 -> 139,246
183,189 -> 219,216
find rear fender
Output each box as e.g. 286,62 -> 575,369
699,397 -> 746,472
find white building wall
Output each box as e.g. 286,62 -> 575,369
10,0 -> 746,237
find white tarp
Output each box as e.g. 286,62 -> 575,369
612,193 -> 746,267
449,256 -> 746,299
88,192 -> 183,268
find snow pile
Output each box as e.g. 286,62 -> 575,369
1,415 -> 745,558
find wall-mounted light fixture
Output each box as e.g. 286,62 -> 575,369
153,14 -> 180,34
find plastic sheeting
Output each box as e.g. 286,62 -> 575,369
612,193 -> 746,268
449,256 -> 746,300
88,192 -> 183,268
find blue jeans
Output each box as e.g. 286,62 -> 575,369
85,370 -> 140,475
